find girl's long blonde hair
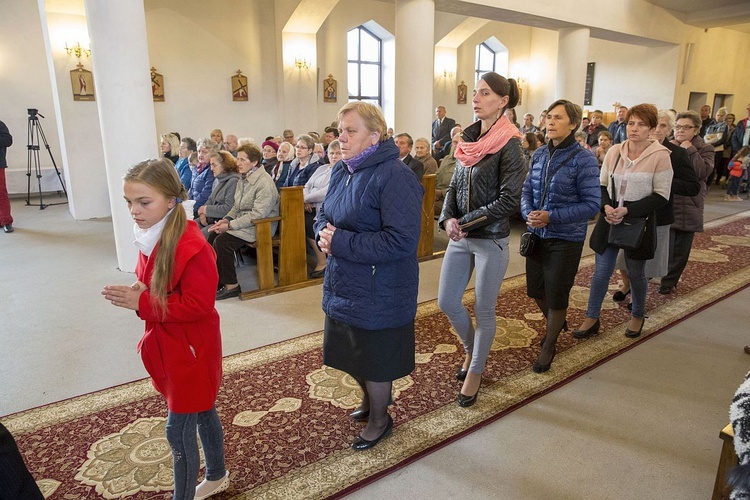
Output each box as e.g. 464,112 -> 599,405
124,158 -> 187,316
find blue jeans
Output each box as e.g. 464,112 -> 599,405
438,236 -> 510,374
586,245 -> 647,319
165,407 -> 225,500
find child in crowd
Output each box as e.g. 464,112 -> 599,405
595,131 -> 613,168
725,146 -> 750,201
102,159 -> 228,500
188,151 -> 199,176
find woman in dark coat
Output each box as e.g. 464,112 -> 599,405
520,99 -> 601,373
659,110 -> 714,295
315,101 -> 423,451
437,72 -> 526,407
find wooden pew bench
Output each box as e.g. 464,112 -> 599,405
241,185 -> 307,296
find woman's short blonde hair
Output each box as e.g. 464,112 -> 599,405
160,133 -> 180,156
337,101 -> 387,142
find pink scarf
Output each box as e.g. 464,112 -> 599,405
455,114 -> 522,167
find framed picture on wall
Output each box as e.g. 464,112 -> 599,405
457,81 -> 467,104
70,63 -> 94,101
232,70 -> 248,101
323,74 -> 337,103
151,67 -> 165,102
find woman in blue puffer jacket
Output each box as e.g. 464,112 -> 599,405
520,99 -> 601,373
315,101 -> 424,451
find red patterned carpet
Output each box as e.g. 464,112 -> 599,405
6,212 -> 750,499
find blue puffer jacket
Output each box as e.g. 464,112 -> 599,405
315,139 -> 424,330
520,137 -> 601,242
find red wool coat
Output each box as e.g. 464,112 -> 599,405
135,221 -> 222,413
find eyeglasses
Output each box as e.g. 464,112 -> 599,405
674,125 -> 696,131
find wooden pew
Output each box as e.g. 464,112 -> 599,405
418,174 -> 436,259
245,186 -> 307,293
713,423 -> 737,500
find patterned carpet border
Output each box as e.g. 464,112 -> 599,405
5,210 -> 750,500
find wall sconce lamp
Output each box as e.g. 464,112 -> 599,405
516,76 -> 527,86
295,57 -> 310,70
65,42 -> 91,59
443,69 -> 455,79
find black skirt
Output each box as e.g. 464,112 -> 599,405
322,315 -> 415,382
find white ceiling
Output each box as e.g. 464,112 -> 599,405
644,0 -> 750,33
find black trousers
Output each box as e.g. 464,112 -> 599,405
662,228 -> 695,289
0,422 -> 43,500
208,231 -> 248,286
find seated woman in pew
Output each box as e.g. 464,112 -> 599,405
272,141 -> 294,190
208,144 -> 279,300
304,140 -> 339,278
198,151 -> 240,238
284,134 -> 322,187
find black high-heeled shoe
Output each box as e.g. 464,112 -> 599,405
351,415 -> 393,450
532,347 -> 556,373
572,319 -> 601,339
625,318 -> 645,338
455,367 -> 468,381
613,288 -> 631,302
457,380 -> 481,407
349,408 -> 369,422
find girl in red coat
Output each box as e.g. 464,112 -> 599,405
102,159 -> 228,499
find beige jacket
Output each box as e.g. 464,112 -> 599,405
226,168 -> 279,242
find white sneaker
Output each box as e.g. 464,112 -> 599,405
195,470 -> 229,499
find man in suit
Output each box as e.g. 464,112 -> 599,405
395,133 -> 424,181
435,125 -> 462,162
432,106 -> 456,158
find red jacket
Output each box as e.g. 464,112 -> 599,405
135,221 -> 222,413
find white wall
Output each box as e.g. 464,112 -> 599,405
145,0 -> 282,142
0,2 -> 60,192
585,38 -> 680,113
45,10 -> 109,219
673,26 -> 750,116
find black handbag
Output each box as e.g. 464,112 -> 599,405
519,231 -> 537,256
607,216 -> 646,250
606,168 -> 647,251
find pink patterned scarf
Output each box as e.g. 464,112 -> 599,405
455,114 -> 522,167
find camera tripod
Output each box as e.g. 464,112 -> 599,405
27,109 -> 67,209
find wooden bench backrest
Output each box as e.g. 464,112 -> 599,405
418,174 -> 436,258
253,185 -> 306,290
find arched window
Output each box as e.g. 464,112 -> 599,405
347,26 -> 382,106
475,37 -> 509,81
475,42 -> 496,81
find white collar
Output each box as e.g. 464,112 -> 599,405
132,201 -> 195,256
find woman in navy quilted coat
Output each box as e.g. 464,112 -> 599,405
315,101 -> 424,451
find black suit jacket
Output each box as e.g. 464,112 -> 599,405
432,117 -> 456,148
402,154 -> 425,181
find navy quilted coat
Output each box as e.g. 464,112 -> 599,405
314,139 -> 425,330
520,140 -> 601,242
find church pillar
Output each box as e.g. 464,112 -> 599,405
556,28 -> 590,102
394,0 -> 434,140
84,0 -> 158,272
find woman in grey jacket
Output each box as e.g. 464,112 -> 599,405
208,144 -> 279,300
438,72 -> 526,407
198,151 -> 240,237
